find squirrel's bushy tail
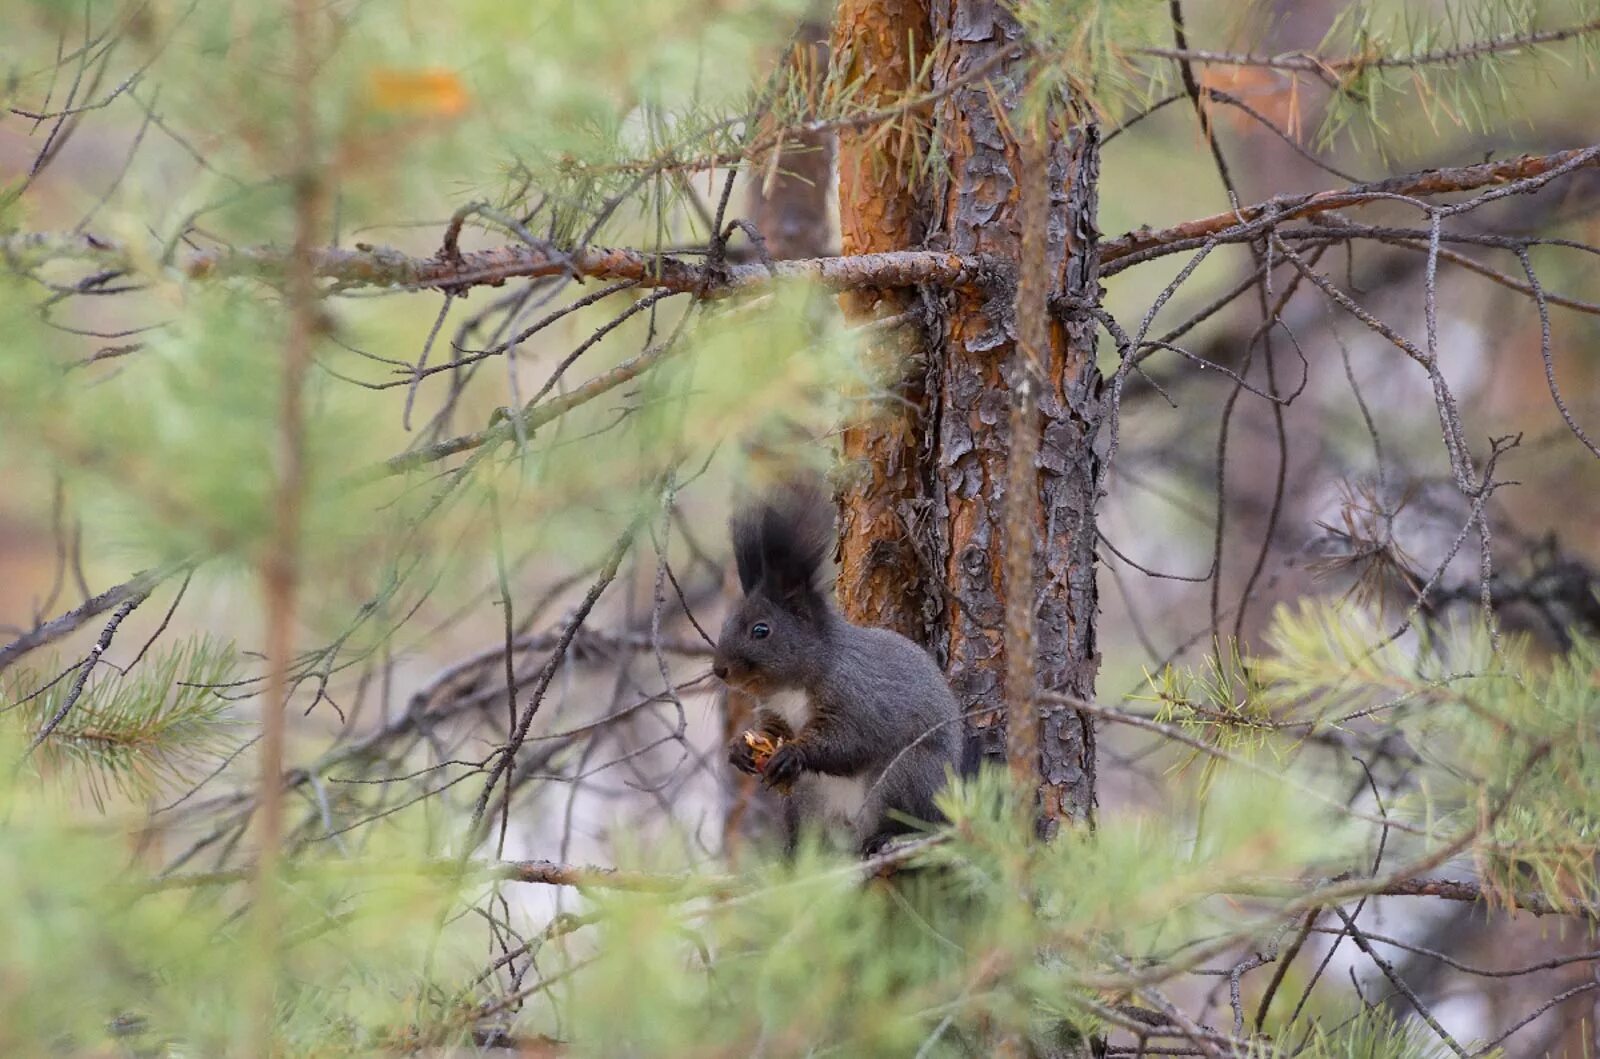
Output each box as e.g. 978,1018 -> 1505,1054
730,477 -> 833,604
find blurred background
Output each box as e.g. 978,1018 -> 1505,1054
3,0 -> 1600,1053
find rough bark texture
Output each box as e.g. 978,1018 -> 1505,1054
831,0 -> 942,647
1002,115 -> 1049,783
1039,120 -> 1102,833
925,0 -> 1100,829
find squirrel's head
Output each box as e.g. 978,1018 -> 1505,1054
713,590 -> 827,694
712,488 -> 833,694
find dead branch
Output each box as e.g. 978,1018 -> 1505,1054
24,588 -> 150,752
193,238 -> 986,298
7,146 -> 1596,305
1132,17 -> 1600,76
0,565 -> 178,676
1378,876 -> 1600,921
1100,146 -> 1600,272
501,859 -> 710,893
156,835 -> 943,896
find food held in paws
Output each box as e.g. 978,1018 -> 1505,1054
743,730 -> 792,792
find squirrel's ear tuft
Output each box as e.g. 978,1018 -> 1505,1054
729,479 -> 833,616
730,508 -> 765,594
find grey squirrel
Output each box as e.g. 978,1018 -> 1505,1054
713,482 -> 963,855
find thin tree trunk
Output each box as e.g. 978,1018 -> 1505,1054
724,18 -> 840,855
1002,112 -> 1050,784
749,19 -> 835,262
252,0 -> 322,1052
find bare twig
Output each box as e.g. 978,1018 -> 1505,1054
1132,18 -> 1600,75
0,566 -> 176,676
23,590 -> 149,754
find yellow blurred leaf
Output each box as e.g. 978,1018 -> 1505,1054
364,68 -> 470,118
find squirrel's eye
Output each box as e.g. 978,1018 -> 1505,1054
751,622 -> 771,640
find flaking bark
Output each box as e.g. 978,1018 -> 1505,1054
925,0 -> 1099,828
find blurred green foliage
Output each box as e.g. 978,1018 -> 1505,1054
1,601 -> 1586,1053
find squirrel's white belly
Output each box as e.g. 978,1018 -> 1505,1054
811,773 -> 870,826
764,688 -> 812,732
763,689 -> 870,827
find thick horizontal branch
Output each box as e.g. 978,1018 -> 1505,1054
155,837 -> 941,894
149,856 -> 708,893
501,859 -> 716,893
494,853 -> 1600,923
1227,873 -> 1600,919
1100,145 -> 1600,271
5,232 -> 987,297
507,836 -> 941,891
9,146 -> 1594,310
195,243 -> 991,298
153,851 -> 1598,965
1223,873 -> 1599,922
182,145 -> 1600,286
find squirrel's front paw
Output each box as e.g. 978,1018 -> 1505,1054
761,743 -> 805,789
727,731 -> 762,775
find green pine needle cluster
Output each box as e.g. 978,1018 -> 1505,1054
6,635 -> 243,805
1316,0 -> 1600,148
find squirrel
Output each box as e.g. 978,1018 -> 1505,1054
713,481 -> 963,856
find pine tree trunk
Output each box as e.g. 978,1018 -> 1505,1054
832,0 -> 1102,829
748,19 -> 835,262
831,0 -> 942,648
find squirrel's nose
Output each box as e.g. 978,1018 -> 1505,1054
713,663 -> 729,681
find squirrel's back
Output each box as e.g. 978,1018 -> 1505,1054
822,623 -> 962,756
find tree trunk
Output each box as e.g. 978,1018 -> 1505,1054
831,0 -> 942,648
923,0 -> 1100,829
828,0 -> 1101,827
748,19 -> 836,262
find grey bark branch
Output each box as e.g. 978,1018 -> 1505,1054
0,566 -> 173,676
25,589 -> 149,753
